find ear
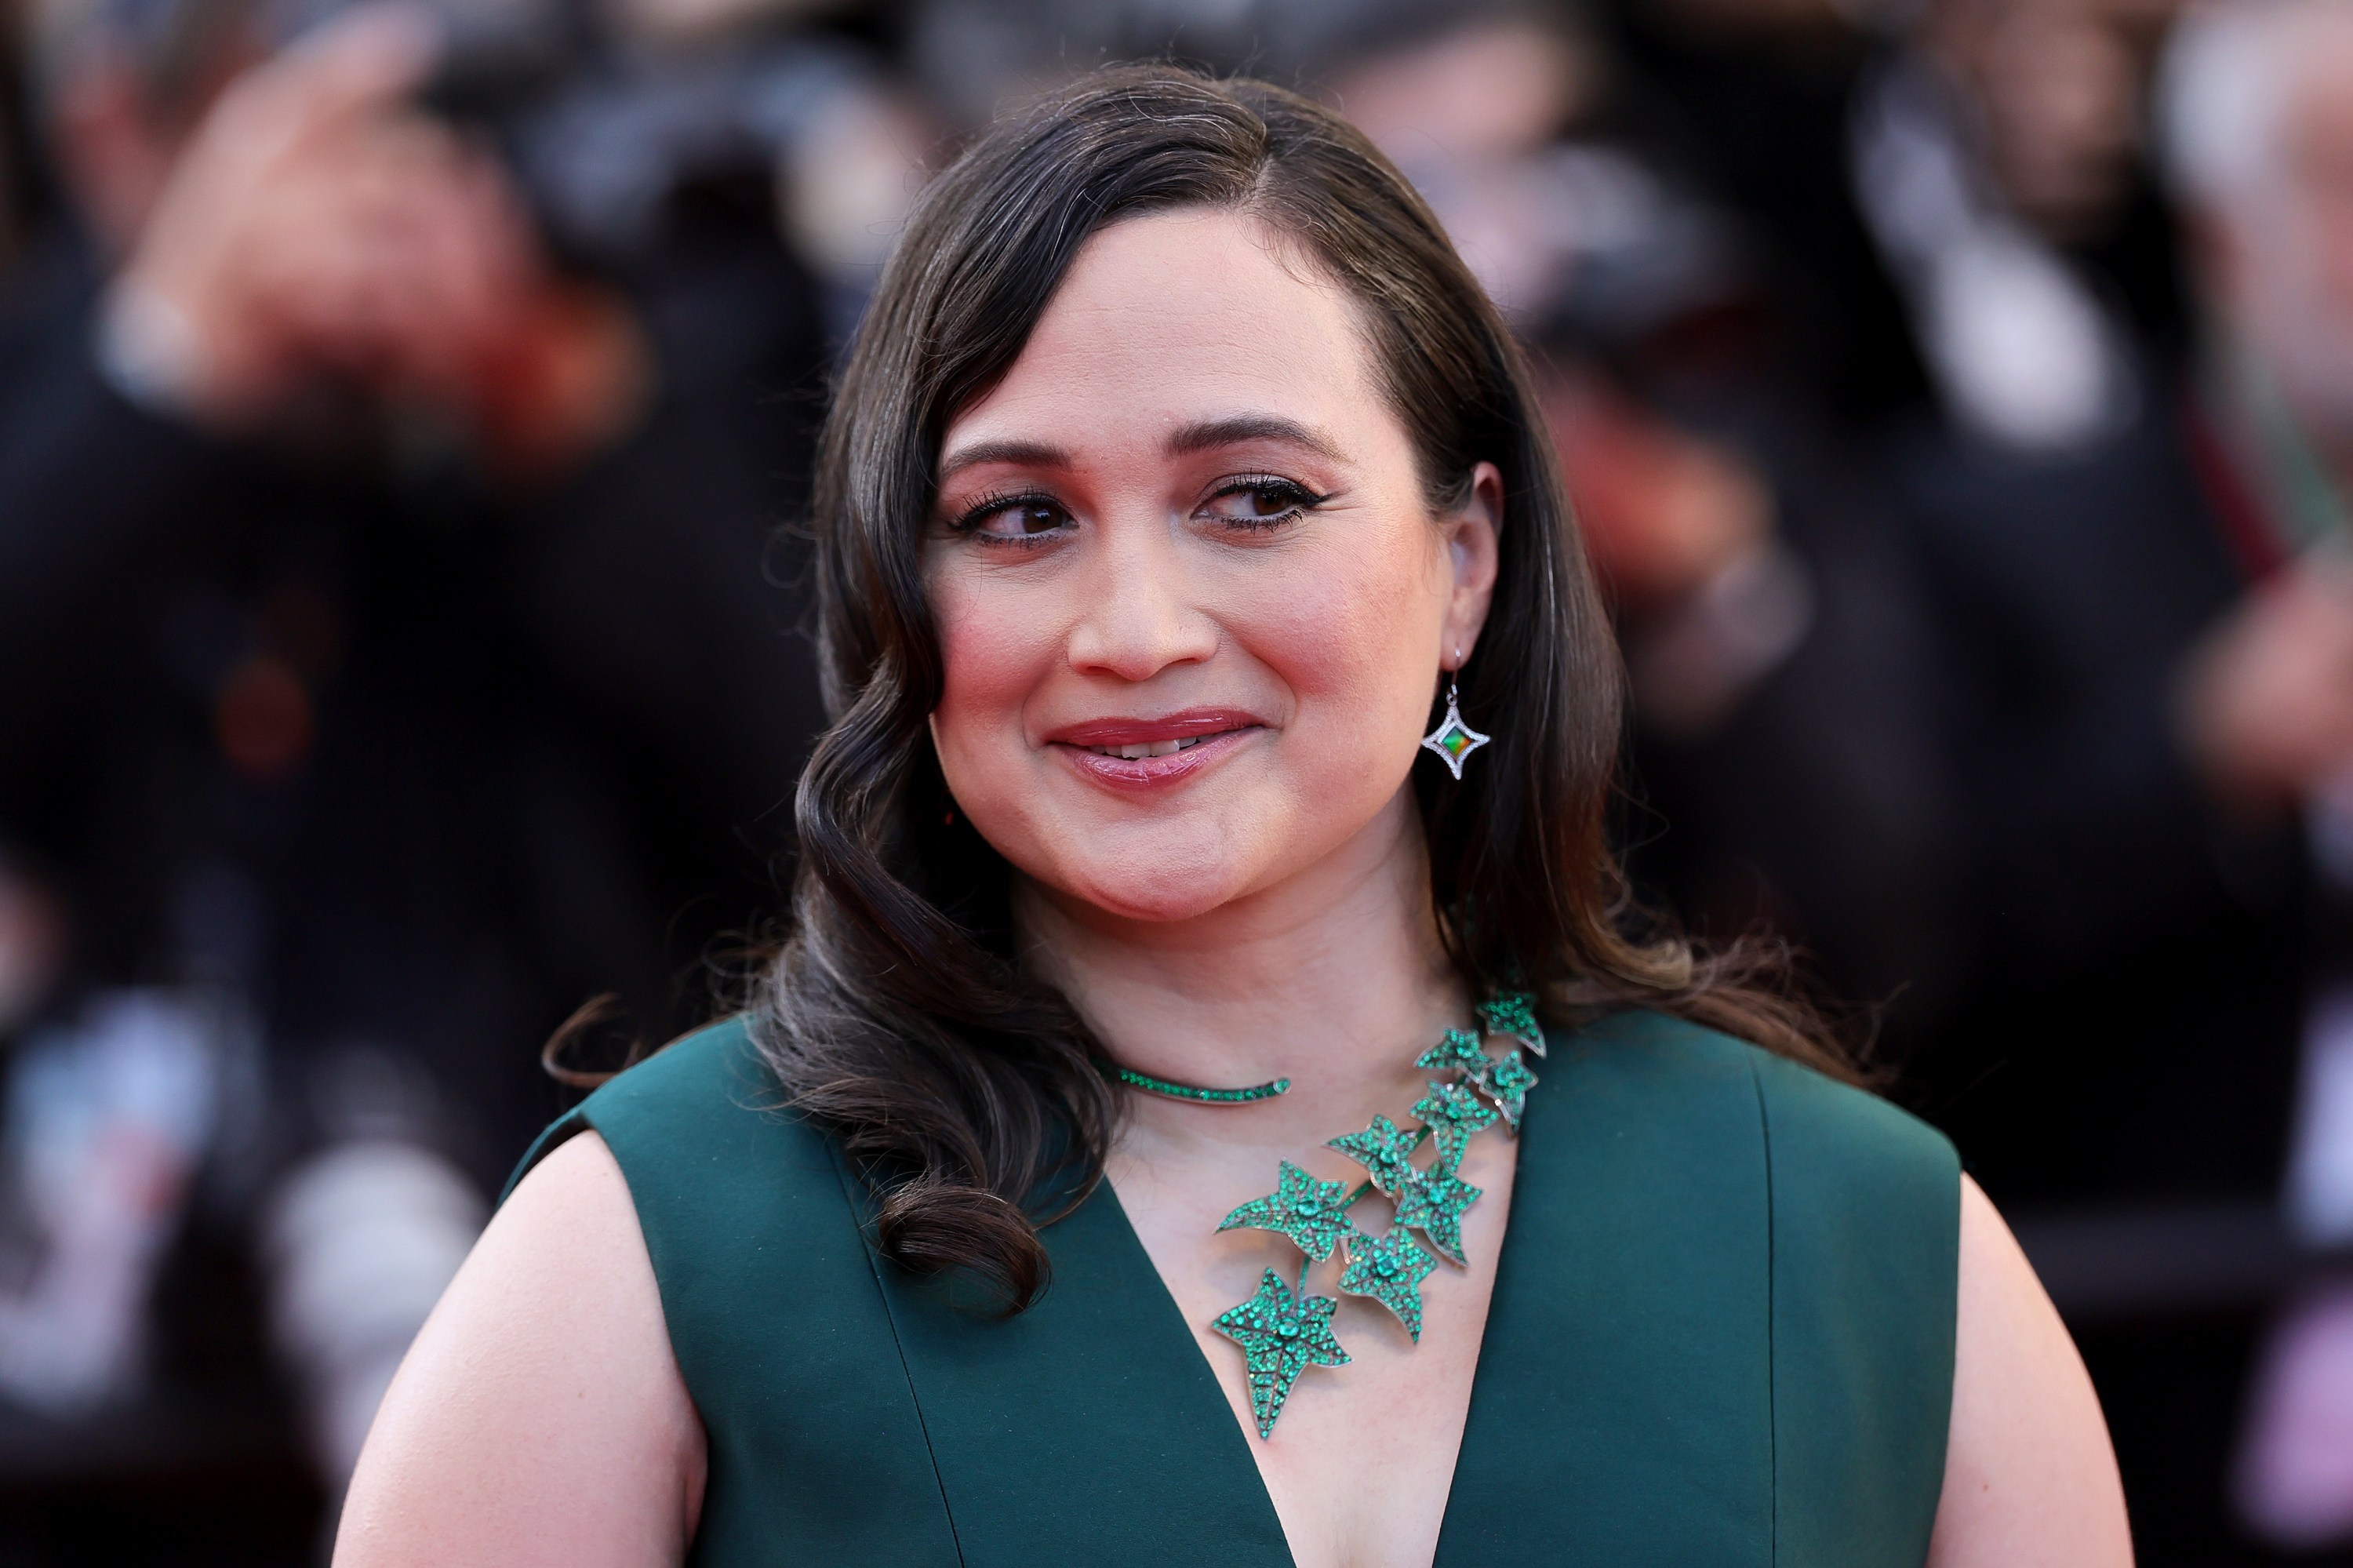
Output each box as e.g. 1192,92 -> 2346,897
1438,460 -> 1504,670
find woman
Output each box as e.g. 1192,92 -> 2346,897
337,67 -> 2129,1567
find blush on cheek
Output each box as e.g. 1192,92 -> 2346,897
1235,521 -> 1447,720
926,583 -> 1061,831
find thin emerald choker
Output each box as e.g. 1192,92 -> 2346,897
1111,1066 -> 1291,1104
1115,992 -> 1544,1438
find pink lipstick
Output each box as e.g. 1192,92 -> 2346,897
1043,708 -> 1266,789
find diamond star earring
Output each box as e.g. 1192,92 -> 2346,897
1419,651 -> 1489,780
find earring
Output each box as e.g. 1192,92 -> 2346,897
1420,657 -> 1489,780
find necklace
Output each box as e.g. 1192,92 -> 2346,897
1119,992 -> 1544,1439
1113,1065 -> 1293,1104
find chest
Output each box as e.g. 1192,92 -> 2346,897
1111,1133 -> 1518,1568
810,1065 -> 1781,1568
652,1023 -> 1955,1568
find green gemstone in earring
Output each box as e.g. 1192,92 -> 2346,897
1420,677 -> 1489,780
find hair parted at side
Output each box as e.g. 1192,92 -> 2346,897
757,63 -> 1850,1312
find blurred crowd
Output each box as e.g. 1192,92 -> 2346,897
0,0 -> 2351,1560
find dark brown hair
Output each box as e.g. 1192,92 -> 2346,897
757,64 -> 1846,1309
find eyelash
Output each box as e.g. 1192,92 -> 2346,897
946,476 -> 1329,546
1206,475 -> 1329,529
948,489 -> 1064,544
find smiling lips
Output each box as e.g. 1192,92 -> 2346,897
1046,708 -> 1264,788
1088,735 -> 1213,759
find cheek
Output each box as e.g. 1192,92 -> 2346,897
928,575 -> 1060,791
1245,522 -> 1449,748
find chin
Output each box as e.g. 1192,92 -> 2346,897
1026,817 -> 1272,925
1052,853 -> 1255,923
1065,875 -> 1244,925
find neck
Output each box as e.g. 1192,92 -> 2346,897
1014,790 -> 1465,1128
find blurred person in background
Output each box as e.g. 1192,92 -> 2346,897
1471,2 -> 2341,1555
1871,0 -> 2296,1232
1594,0 -> 2192,441
1850,0 -> 2188,453
0,0 -> 868,1537
1330,3 -> 1964,1048
2145,0 -> 2353,1552
1587,0 -> 1937,427
1855,0 -> 2353,1555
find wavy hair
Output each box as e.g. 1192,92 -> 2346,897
755,64 -> 1847,1309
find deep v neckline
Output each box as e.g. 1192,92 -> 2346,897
863,1079 -> 1552,1568
1091,1145 -> 1524,1567
860,1020 -> 1779,1567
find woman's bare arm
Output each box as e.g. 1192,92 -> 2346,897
1928,1175 -> 2133,1566
334,1132 -> 705,1567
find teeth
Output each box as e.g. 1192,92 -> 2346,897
1089,733 -> 1217,759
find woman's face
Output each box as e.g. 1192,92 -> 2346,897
924,206 -> 1500,926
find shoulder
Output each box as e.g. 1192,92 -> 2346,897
340,1128 -> 704,1566
1570,1009 -> 1959,1322
575,1013 -> 789,1145
1928,1177 -> 2132,1566
507,1013 -> 835,1207
1559,1010 -> 1962,1559
506,1010 -> 866,1315
1560,1007 -> 1960,1202
505,1014 -> 895,1411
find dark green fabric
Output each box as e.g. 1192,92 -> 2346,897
510,1008 -> 1958,1566
509,1026 -> 962,1566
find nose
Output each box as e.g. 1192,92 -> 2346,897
1064,516 -> 1219,682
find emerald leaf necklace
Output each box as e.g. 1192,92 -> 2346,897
1115,992 -> 1544,1438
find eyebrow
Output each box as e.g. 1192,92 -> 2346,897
936,439 -> 1071,483
936,414 -> 1350,485
1166,414 -> 1347,463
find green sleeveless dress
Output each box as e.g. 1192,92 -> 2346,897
510,1008 -> 1959,1566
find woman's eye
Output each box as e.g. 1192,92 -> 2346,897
960,497 -> 1070,539
1200,478 -> 1318,528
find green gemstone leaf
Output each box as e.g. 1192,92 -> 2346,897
1326,1115 -> 1425,1199
1392,1169 -> 1483,1264
1482,1047 -> 1539,1131
1416,1030 -> 1540,1133
1478,992 -> 1544,1056
1415,1029 -> 1489,1078
1196,1008 -> 1543,1427
1212,1268 -> 1350,1438
1410,1079 -> 1498,1173
1217,1160 -> 1356,1261
1338,1228 -> 1442,1341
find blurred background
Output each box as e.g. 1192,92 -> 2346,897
0,0 -> 2349,1559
